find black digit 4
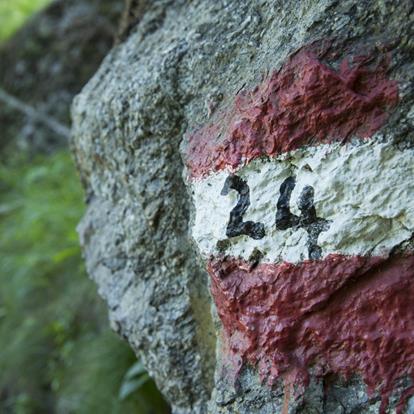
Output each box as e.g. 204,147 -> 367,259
276,176 -> 331,260
221,174 -> 265,240
275,176 -> 299,230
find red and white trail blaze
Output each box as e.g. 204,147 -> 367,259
184,45 -> 414,413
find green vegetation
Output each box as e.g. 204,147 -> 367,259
0,0 -> 51,41
0,152 -> 169,413
0,3 -> 168,413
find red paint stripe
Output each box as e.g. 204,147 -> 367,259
185,47 -> 398,179
208,254 -> 414,414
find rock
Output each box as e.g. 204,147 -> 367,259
71,1 -> 414,413
0,0 -> 123,154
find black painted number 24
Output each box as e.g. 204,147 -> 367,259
221,174 -> 331,260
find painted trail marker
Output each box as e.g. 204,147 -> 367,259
184,45 -> 414,414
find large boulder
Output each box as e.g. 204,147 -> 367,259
71,1 -> 414,413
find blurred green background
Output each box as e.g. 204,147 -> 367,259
0,1 -> 169,413
0,0 -> 51,40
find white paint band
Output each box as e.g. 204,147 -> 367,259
189,138 -> 414,264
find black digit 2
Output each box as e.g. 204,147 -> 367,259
221,174 -> 265,240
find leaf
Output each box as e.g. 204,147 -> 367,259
52,246 -> 80,264
118,374 -> 150,400
124,360 -> 147,380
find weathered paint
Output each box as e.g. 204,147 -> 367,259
185,45 -> 413,413
191,140 -> 414,263
209,254 -> 414,414
185,47 -> 398,179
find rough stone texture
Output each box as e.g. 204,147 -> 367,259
71,1 -> 414,413
0,0 -> 123,154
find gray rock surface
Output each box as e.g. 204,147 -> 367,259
71,1 -> 414,413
